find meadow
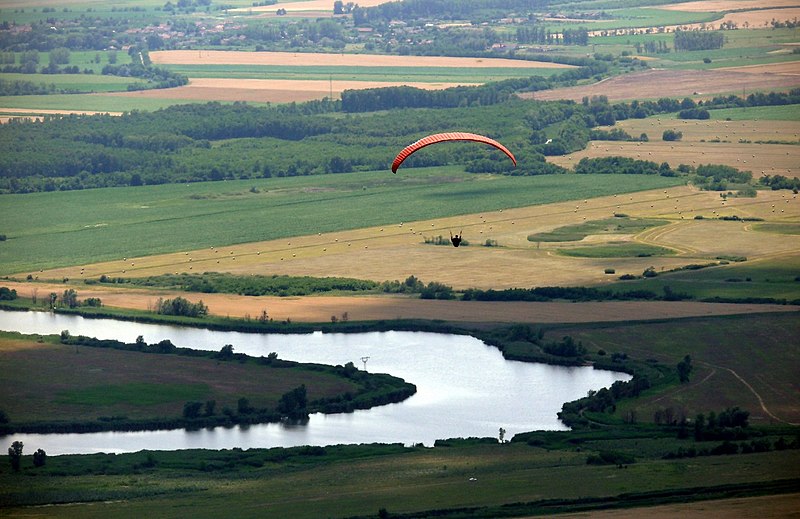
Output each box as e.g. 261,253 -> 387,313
0,169 -> 682,276
553,312 -> 800,425
0,72 -> 143,93
1,440 -> 797,517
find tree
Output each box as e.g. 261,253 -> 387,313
183,401 -> 203,419
33,448 -> 46,467
8,441 -> 23,472
662,129 -> 683,141
49,47 -> 70,65
217,344 -> 234,360
204,400 -> 216,416
277,385 -> 308,420
237,397 -> 253,414
677,355 -> 693,383
61,288 -> 78,308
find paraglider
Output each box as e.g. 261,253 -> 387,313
391,132 -> 516,174
450,230 -> 462,247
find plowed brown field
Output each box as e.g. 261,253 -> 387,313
149,50 -> 574,69
105,78 -> 479,104
548,118 -> 800,178
520,69 -> 800,103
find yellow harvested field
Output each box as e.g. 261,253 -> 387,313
0,107 -> 122,123
660,0 -> 800,11
105,78 -> 478,103
697,7 -> 800,29
549,118 -> 800,179
150,50 -> 574,69
27,185 -> 800,316
4,280 -> 797,325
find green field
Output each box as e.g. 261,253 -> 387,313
753,223 -> 800,234
604,255 -> 800,301
552,312 -> 800,424
0,93 -> 204,112
55,382 -> 211,406
160,63 -> 562,82
0,170 -> 682,276
559,242 -> 675,257
1,442 -> 797,517
528,217 -> 669,242
0,73 -> 144,93
710,104 -> 800,122
545,7 -> 721,33
0,333 -> 363,425
588,28 -> 800,70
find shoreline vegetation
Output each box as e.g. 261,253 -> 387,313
0,323 -> 416,435
0,298 -> 794,435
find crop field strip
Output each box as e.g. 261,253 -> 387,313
157,63 -> 558,82
0,172 -> 683,277
12,183 -> 707,280
17,183 -> 800,317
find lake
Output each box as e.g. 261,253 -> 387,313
0,310 -> 630,454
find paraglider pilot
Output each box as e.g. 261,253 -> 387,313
450,230 -> 462,248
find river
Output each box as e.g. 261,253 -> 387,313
0,310 -> 630,454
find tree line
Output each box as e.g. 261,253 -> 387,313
674,30 -> 725,52
2,86 -> 797,194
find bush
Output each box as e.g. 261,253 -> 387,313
662,129 -> 683,141
587,450 -> 635,465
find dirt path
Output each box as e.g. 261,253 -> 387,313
717,365 -> 800,425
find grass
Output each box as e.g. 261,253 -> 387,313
0,334 -> 357,423
528,217 -> 670,242
588,28 -> 800,70
551,312 -> 800,424
0,93 -> 207,112
752,223 -> 800,235
0,73 -> 145,93
0,170 -> 682,276
559,242 -> 675,257
604,254 -> 800,301
55,382 -> 211,406
544,7 -> 722,33
710,104 -> 800,122
0,444 -> 797,517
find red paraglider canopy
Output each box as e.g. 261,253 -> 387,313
391,132 -> 516,173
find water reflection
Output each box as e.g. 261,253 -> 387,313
0,310 -> 630,454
